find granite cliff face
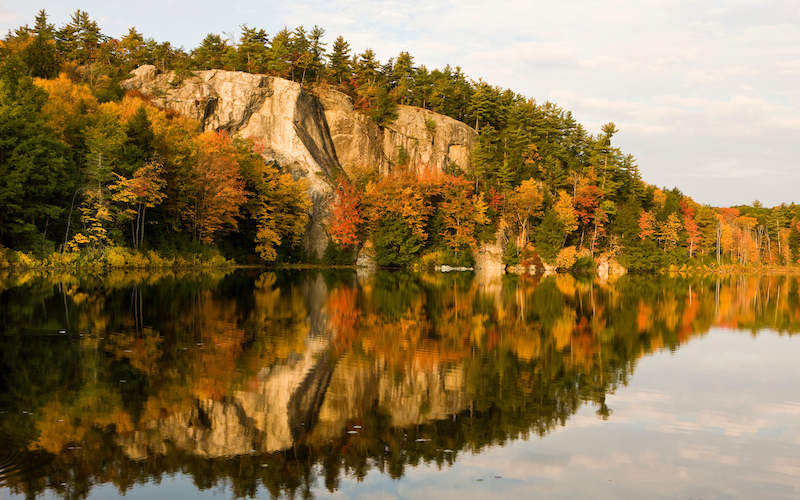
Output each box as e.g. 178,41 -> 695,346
122,66 -> 477,257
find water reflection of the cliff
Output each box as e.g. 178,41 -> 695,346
0,269 -> 797,499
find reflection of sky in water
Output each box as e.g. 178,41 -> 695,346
307,328 -> 800,500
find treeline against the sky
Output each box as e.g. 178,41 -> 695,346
2,10 -> 800,269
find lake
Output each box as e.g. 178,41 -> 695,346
1,269 -> 799,499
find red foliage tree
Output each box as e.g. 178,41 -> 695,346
329,178 -> 363,247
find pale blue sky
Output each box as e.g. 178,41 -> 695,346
2,0 -> 799,207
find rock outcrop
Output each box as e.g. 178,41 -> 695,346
122,66 -> 477,257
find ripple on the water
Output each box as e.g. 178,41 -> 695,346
0,435 -> 54,487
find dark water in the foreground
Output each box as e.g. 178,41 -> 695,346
0,269 -> 798,499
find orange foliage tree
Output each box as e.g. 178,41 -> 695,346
329,177 -> 363,247
439,174 -> 489,255
191,131 -> 247,244
680,198 -> 702,258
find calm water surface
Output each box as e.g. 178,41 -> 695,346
0,269 -> 798,499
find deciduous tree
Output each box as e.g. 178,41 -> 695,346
191,131 -> 247,244
330,177 -> 362,247
109,161 -> 165,250
505,178 -> 544,250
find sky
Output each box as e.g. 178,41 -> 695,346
2,0 -> 799,207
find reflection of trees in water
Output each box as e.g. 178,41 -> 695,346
1,271 -> 799,499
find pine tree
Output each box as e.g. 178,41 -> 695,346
56,10 -> 102,65
193,33 -> 227,69
328,36 -> 351,84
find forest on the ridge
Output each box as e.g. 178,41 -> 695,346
2,9 -> 799,271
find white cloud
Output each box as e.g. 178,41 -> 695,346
683,65 -> 753,84
688,21 -> 727,37
776,59 -> 800,75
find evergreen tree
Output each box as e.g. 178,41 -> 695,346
0,80 -> 71,251
308,26 -> 327,83
411,65 -> 432,108
236,25 -> 269,73
328,36 -> 352,84
356,49 -> 379,86
122,104 -> 156,173
535,209 -> 565,264
32,9 -> 55,39
192,33 -> 227,69
56,10 -> 102,65
267,28 -> 292,78
467,80 -> 497,132
392,51 -> 415,105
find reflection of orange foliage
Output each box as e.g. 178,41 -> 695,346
658,293 -> 679,332
189,292 -> 247,400
637,301 -> 652,332
555,274 -> 576,297
552,310 -> 576,351
572,330 -> 596,370
679,289 -> 699,343
346,281 -> 476,369
330,286 -> 360,355
106,328 -> 163,376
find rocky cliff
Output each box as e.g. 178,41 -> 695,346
122,66 -> 477,257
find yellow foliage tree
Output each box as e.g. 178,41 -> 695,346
250,162 -> 311,261
109,161 -> 166,250
505,178 -> 544,249
658,212 -> 682,251
33,74 -> 98,140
